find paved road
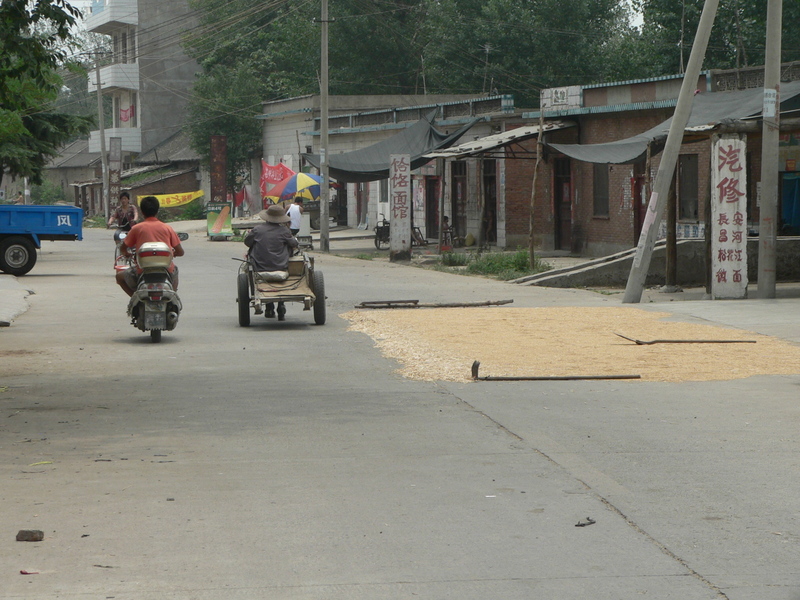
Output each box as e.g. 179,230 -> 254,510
1,227 -> 799,599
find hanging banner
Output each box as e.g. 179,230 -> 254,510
711,134 -> 748,299
138,189 -> 204,209
389,154 -> 412,261
260,160 -> 296,198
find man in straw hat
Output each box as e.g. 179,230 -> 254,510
244,203 -> 298,320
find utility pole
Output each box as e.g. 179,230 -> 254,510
623,0 -> 719,303
481,44 -> 493,94
319,0 -> 331,252
757,0 -> 783,298
95,55 -> 109,221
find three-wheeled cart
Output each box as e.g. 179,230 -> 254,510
236,253 -> 325,326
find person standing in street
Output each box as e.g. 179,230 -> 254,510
286,196 -> 304,236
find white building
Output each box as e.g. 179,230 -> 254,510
85,0 -> 199,162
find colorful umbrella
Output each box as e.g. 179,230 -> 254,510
264,172 -> 323,203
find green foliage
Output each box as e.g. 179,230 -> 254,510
633,0 -> 800,76
30,179 -> 66,204
440,251 -> 470,266
178,198 -> 206,221
0,1 -> 93,187
463,249 -> 550,280
84,213 -> 107,228
158,198 -> 206,222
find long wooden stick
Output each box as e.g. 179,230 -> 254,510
356,299 -> 513,309
471,361 -> 640,381
614,332 -> 757,345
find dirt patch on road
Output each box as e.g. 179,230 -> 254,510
343,306 -> 800,383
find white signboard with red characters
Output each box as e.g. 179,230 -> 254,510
711,135 -> 748,299
389,154 -> 412,260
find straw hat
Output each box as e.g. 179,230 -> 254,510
257,204 -> 290,223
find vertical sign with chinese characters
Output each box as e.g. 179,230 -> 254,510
711,135 -> 748,299
210,135 -> 227,204
389,154 -> 411,261
109,137 -> 122,204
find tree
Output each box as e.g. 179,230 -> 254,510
634,0 -> 800,76
0,0 -> 93,187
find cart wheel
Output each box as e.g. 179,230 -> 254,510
312,270 -> 326,325
150,329 -> 162,343
237,273 -> 251,327
374,234 -> 388,250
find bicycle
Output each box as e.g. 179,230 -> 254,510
374,213 -> 390,249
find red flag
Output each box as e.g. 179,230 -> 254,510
234,186 -> 249,207
260,160 -> 296,198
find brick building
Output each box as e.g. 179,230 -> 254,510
499,65 -> 800,257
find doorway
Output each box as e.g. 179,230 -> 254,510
355,182 -> 369,228
451,161 -> 467,238
781,173 -> 800,235
482,160 -> 497,244
633,162 -> 646,244
425,177 -> 440,237
554,158 -> 572,251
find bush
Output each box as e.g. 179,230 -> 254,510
464,249 -> 550,280
30,180 -> 67,205
84,214 -> 107,228
440,251 -> 470,266
161,198 -> 206,222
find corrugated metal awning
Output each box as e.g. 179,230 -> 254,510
424,120 -> 575,159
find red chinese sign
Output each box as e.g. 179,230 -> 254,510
711,136 -> 748,298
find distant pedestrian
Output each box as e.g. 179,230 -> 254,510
286,196 -> 304,236
14,191 -> 24,205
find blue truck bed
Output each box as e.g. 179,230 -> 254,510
0,204 -> 83,275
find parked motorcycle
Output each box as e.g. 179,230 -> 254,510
124,233 -> 188,343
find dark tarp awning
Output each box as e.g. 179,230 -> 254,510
548,80 -> 800,164
303,111 -> 478,182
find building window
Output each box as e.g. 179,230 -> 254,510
678,154 -> 699,220
129,29 -> 136,63
593,164 -> 609,217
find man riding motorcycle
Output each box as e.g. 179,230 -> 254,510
116,196 -> 185,297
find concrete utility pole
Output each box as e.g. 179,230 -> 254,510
757,0 -> 783,298
319,0 -> 331,253
623,0 -> 720,303
95,56 -> 110,221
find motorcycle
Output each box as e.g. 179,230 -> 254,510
113,228 -> 131,272
124,233 -> 188,343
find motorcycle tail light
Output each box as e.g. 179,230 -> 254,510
148,292 -> 163,301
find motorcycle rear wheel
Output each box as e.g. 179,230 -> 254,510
150,329 -> 162,343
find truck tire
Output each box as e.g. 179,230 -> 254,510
0,236 -> 37,275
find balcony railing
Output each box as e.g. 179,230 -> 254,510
85,0 -> 138,34
87,62 -> 140,92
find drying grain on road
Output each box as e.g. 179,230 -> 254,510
344,306 -> 800,383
